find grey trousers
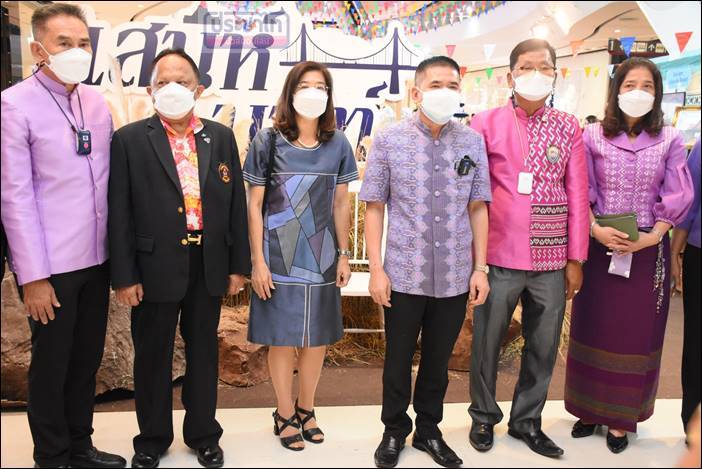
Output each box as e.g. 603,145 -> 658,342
468,266 -> 566,433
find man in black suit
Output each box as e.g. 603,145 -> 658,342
108,49 -> 251,469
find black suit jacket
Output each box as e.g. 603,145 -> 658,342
109,114 -> 251,302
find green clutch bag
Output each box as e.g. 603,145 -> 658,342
595,212 -> 639,241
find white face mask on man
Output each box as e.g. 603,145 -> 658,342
153,82 -> 196,120
38,43 -> 92,85
512,71 -> 554,102
618,89 -> 655,118
418,88 -> 462,125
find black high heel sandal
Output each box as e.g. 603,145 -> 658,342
272,409 -> 304,451
295,399 -> 325,444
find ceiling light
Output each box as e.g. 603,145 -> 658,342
614,29 -> 621,33
532,24 -> 550,39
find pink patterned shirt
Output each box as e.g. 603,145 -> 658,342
161,116 -> 204,231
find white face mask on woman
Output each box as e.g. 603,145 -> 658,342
39,43 -> 92,84
419,88 -> 462,125
512,71 -> 554,101
618,89 -> 655,118
153,82 -> 196,120
293,88 -> 328,119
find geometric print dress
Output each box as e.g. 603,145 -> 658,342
243,128 -> 359,347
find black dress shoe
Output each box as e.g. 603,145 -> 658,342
374,435 -> 405,468
606,432 -> 629,453
507,428 -> 564,458
70,447 -> 126,468
412,434 -> 463,468
571,420 -> 598,438
469,423 -> 494,452
131,452 -> 160,468
196,445 -> 223,468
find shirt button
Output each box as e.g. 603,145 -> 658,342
434,191 -> 440,197
434,216 -> 441,222
178,206 -> 184,214
434,140 -> 440,146
181,239 -> 188,246
434,165 -> 440,171
434,241 -> 440,248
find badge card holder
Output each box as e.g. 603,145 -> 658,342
517,171 -> 533,195
76,130 -> 92,156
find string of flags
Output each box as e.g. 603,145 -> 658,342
464,65 -> 604,86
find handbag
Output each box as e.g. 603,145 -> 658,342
595,212 -> 639,241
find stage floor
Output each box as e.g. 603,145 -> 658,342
1,399 -> 688,468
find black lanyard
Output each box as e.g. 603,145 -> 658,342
33,72 -> 85,133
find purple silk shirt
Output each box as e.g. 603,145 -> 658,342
359,113 -> 492,298
584,123 -> 693,229
1,70 -> 113,285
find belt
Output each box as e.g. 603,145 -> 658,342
186,231 -> 203,245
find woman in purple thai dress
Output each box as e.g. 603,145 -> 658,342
564,57 -> 694,453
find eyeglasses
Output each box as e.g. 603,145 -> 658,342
296,83 -> 329,92
516,65 -> 557,76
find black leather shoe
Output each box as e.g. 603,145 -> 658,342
571,420 -> 598,438
374,435 -> 405,468
196,445 -> 223,468
131,452 -> 160,468
606,432 -> 629,453
70,447 -> 126,468
412,434 -> 463,468
469,423 -> 494,452
507,428 -> 564,458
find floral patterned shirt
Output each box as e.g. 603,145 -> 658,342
161,115 -> 204,231
359,114 -> 491,298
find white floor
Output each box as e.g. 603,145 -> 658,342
1,400 -> 689,468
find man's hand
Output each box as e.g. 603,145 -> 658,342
336,257 -> 352,288
116,284 -> 144,307
251,260 -> 275,300
23,279 -> 60,324
369,266 -> 392,307
227,274 -> 247,295
468,271 -> 490,307
565,260 -> 583,301
672,253 -> 683,295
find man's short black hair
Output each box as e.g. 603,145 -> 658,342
31,3 -> 88,40
585,115 -> 598,124
150,48 -> 200,83
509,39 -> 557,70
414,56 -> 461,85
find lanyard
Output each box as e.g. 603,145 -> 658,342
512,100 -> 547,173
33,72 -> 85,133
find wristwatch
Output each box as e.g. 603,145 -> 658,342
474,264 -> 490,274
337,248 -> 352,258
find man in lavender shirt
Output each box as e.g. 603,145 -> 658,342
0,4 -> 125,468
361,56 -> 491,469
672,139 -> 701,434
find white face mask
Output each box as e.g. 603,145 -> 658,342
293,88 -> 328,119
513,71 -> 554,102
39,43 -> 92,85
153,82 -> 196,120
419,88 -> 461,125
618,89 -> 655,118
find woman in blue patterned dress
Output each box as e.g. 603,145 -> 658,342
243,61 -> 359,451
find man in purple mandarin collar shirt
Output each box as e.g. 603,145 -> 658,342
0,4 -> 125,468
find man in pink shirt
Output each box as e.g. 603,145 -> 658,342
0,4 -> 125,468
467,39 -> 589,458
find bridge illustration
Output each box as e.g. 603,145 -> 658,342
279,24 -> 421,96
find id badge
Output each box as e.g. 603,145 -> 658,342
76,129 -> 91,155
608,251 -> 633,278
517,172 -> 533,195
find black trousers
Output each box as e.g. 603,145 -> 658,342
131,244 -> 223,455
18,263 -> 110,467
381,291 -> 467,439
682,245 -> 701,430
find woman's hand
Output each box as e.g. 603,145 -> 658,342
251,260 -> 275,300
612,231 -> 660,254
336,257 -> 352,288
592,224 -> 631,251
